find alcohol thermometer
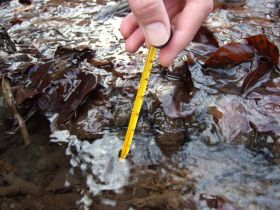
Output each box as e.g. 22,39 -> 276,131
119,46 -> 157,160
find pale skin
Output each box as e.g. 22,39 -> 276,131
120,0 -> 213,67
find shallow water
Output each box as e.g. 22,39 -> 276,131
49,129 -> 280,209
1,0 -> 280,209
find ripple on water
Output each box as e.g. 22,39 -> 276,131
49,126 -> 280,209
51,131 -> 130,209
173,140 -> 280,209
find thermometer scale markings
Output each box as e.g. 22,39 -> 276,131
119,46 -> 157,160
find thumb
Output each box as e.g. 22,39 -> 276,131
128,0 -> 171,47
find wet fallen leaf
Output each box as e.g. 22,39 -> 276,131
10,17 -> 23,26
200,193 -> 225,209
214,0 -> 246,10
183,198 -> 198,210
172,84 -> 194,116
12,47 -> 98,125
89,59 -> 113,68
214,97 -> 250,141
265,77 -> 280,92
193,26 -> 219,48
0,26 -> 17,54
205,43 -> 254,68
88,58 -> 125,78
36,69 -> 97,125
71,103 -> 113,140
246,35 -> 279,64
241,61 -> 274,94
96,0 -> 106,5
19,0 -> 32,5
15,88 -> 39,104
209,106 -> 223,124
54,46 -> 95,65
131,191 -> 183,210
159,62 -> 196,118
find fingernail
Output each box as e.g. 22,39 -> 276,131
144,22 -> 169,47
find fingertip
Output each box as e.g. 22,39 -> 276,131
158,40 -> 179,67
125,41 -> 138,53
159,51 -> 173,67
158,31 -> 191,67
125,28 -> 145,53
120,13 -> 138,39
120,20 -> 131,39
120,21 -> 128,39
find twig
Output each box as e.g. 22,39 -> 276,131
0,173 -> 40,196
5,104 -> 37,135
1,76 -> 31,145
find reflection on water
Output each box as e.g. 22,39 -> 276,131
66,133 -> 129,195
50,131 -> 127,209
50,128 -> 280,209
174,140 -> 280,209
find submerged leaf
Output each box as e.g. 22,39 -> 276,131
18,0 -> 32,5
209,106 -> 223,124
200,194 -> 225,209
266,77 -> 280,93
0,26 -> 16,54
246,35 -> 279,64
54,46 -> 95,66
159,62 -> 196,118
241,61 -> 274,94
193,26 -> 219,48
52,71 -> 98,125
205,43 -> 254,68
35,68 -> 98,125
16,88 -> 39,104
13,47 -> 98,125
199,193 -> 237,210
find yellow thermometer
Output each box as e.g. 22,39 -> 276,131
120,46 -> 157,160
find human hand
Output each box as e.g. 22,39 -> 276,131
120,0 -> 213,67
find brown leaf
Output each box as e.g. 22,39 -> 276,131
193,26 -> 219,48
37,70 -> 97,125
183,198 -> 198,210
88,58 -> 125,78
246,35 -> 279,64
15,88 -> 39,104
18,0 -> 32,5
209,106 -> 223,124
159,83 -> 195,118
200,193 -> 225,209
10,17 -> 23,26
96,0 -> 106,5
54,46 -> 95,65
214,1 -> 246,10
15,47 -> 97,125
265,77 -> 280,93
159,62 -> 196,118
205,43 -> 254,68
241,61 -> 274,94
0,26 -> 17,54
89,59 -> 113,68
